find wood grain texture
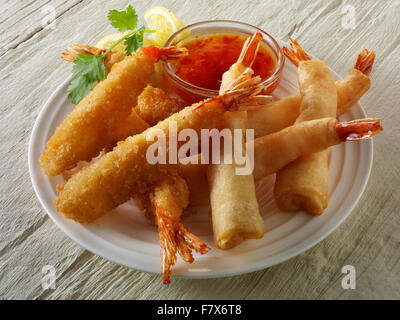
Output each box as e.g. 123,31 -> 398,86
0,0 -> 399,299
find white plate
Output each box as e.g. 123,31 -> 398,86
28,43 -> 373,279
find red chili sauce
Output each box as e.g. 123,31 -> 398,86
171,33 -> 277,91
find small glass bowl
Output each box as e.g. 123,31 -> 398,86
161,20 -> 285,104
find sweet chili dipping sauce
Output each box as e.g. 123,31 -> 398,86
168,33 -> 277,103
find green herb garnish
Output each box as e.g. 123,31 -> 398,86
67,5 -> 154,104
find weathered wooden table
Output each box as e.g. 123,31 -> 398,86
1,0 -> 399,299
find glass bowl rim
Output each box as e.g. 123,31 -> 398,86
161,19 -> 285,96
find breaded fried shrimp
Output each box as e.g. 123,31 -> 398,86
55,80 -> 264,223
134,85 -> 184,126
40,46 -> 187,176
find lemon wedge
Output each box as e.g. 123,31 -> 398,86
144,6 -> 185,46
95,32 -> 155,52
95,7 -> 183,53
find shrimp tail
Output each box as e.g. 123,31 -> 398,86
157,213 -> 178,284
156,209 -> 210,284
237,32 -> 262,68
354,48 -> 375,76
61,43 -> 105,62
335,118 -> 382,141
216,33 -> 273,110
152,176 -> 210,284
194,75 -> 272,111
219,33 -> 263,94
141,45 -> 188,62
178,224 -> 211,255
224,77 -> 273,111
176,232 -> 195,264
62,43 -> 187,65
229,71 -> 274,110
282,37 -> 312,67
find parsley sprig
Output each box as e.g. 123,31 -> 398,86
67,5 -> 155,104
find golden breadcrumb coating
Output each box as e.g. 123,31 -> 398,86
134,174 -> 189,225
54,98 -> 226,223
134,85 -> 184,126
40,52 -> 155,176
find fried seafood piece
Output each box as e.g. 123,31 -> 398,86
54,79 -> 264,223
207,33 -> 268,249
253,117 -> 382,180
112,108 -> 150,143
169,118 -> 383,208
134,85 -> 184,126
62,46 -> 185,140
40,46 -> 187,176
208,111 -> 264,250
177,155 -> 210,207
136,175 -> 210,284
273,38 -> 337,215
114,85 -> 185,141
247,47 -> 375,138
177,117 -> 382,199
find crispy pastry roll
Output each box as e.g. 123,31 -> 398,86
252,117 -> 382,180
208,111 -> 264,249
207,34 -> 266,249
273,39 -> 337,215
247,48 -> 374,138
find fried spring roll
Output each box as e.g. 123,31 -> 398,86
273,39 -> 337,215
172,117 -> 382,199
252,117 -> 382,180
206,34 -> 266,249
247,52 -> 372,138
208,111 -> 264,249
274,151 -> 330,213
